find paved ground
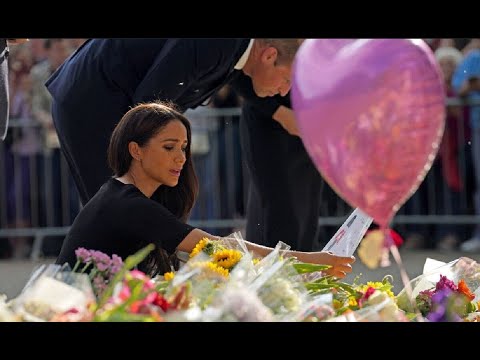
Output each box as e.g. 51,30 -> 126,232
1,250 -> 479,300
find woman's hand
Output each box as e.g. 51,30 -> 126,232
304,251 -> 355,279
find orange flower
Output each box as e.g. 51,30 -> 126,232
457,279 -> 476,301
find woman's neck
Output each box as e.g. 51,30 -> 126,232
116,171 -> 159,198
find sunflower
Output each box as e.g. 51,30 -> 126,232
212,249 -> 242,270
189,238 -> 210,258
191,261 -> 229,278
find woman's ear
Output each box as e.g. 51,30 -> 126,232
128,141 -> 142,161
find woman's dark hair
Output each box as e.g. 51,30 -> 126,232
108,101 -> 199,276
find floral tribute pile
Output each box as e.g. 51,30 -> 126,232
1,233 -> 479,322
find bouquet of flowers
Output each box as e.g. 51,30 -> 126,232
164,237 -> 243,310
249,255 -> 312,320
396,257 -> 480,321
12,264 -> 95,322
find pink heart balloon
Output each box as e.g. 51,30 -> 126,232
291,39 -> 446,227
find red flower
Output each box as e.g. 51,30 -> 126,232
358,286 -> 377,307
153,294 -> 171,312
388,229 -> 404,247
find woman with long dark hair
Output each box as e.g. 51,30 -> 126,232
56,101 -> 355,277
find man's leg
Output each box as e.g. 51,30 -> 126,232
51,99 -> 126,205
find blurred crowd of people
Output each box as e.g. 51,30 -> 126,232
399,38 -> 480,251
0,39 -> 85,259
1,38 -> 480,259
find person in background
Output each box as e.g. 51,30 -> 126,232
1,39 -> 29,141
453,49 -> 480,252
432,46 -> 466,250
31,39 -> 80,256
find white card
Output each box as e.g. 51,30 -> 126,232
322,208 -> 373,257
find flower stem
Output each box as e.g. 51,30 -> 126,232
71,260 -> 81,273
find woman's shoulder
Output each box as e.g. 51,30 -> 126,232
85,178 -> 146,210
107,179 -> 172,213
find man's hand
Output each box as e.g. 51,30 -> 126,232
272,105 -> 300,136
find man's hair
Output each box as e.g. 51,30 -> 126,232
256,38 -> 304,65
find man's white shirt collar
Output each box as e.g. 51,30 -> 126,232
234,39 -> 254,70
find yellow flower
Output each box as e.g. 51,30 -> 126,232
212,249 -> 242,270
358,281 -> 394,298
191,261 -> 229,278
163,272 -> 175,281
252,258 -> 261,265
189,238 -> 210,258
348,297 -> 358,307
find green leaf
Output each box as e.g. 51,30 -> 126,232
154,281 -> 170,294
404,312 -> 419,321
293,262 -> 331,274
305,283 -> 339,292
312,275 -> 335,283
335,282 -> 358,295
466,300 -> 476,314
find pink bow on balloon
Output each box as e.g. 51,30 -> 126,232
291,39 -> 445,228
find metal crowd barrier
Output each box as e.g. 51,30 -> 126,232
1,99 -> 480,259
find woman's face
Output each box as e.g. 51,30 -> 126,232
138,120 -> 188,187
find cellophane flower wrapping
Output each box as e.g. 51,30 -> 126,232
0,294 -> 19,322
192,235 -> 275,322
165,238 -> 234,310
396,257 -> 480,319
285,293 -> 335,322
328,289 -> 407,322
12,264 -> 95,321
248,246 -> 312,320
163,233 -> 260,321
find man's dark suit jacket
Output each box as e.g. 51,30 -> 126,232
46,38 -> 250,204
232,73 -> 324,251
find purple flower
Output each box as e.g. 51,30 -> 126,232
426,288 -> 463,322
426,288 -> 451,322
92,274 -> 107,297
111,254 -> 124,274
91,250 -> 112,272
419,289 -> 434,297
75,247 -> 92,263
435,275 -> 458,293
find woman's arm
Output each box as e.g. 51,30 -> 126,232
177,228 -> 355,278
